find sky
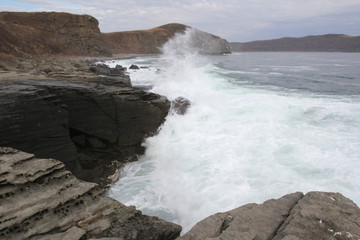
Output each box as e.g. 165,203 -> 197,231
1,0 -> 360,42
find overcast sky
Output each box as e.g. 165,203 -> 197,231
2,0 -> 360,41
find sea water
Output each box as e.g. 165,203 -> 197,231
106,30 -> 360,233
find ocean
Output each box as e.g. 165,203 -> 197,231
106,31 -> 360,233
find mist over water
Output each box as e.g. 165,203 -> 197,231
107,30 -> 360,233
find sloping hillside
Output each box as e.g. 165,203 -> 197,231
231,34 -> 360,52
102,23 -> 187,54
0,12 -> 111,57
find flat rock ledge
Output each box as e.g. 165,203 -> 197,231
0,147 -> 182,240
179,191 -> 360,240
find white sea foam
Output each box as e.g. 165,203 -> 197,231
107,31 -> 360,233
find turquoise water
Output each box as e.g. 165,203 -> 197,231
107,31 -> 360,233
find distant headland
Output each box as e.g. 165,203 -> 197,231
230,34 -> 360,52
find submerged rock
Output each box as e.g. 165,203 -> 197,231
171,96 -> 191,115
179,192 -> 360,240
0,147 -> 182,240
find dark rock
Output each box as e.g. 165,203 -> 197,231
0,75 -> 169,185
172,97 -> 191,115
129,64 -> 140,70
115,64 -> 127,71
89,64 -> 111,75
0,147 -> 182,240
179,192 -> 360,240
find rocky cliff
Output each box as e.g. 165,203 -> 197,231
230,34 -> 360,52
102,23 -> 231,54
0,12 -> 111,57
0,147 -> 181,240
179,192 -> 360,240
0,57 -> 170,185
0,12 -> 231,56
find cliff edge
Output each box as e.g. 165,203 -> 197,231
102,23 -> 231,54
0,12 -> 111,57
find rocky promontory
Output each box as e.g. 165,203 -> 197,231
0,12 -> 231,57
0,12 -> 111,57
102,23 -> 231,55
0,57 -> 169,186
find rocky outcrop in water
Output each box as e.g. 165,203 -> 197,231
0,12 -> 111,57
171,97 -> 191,115
0,58 -> 170,185
179,192 -> 360,240
0,147 -> 182,240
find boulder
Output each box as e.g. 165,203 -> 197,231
179,192 -> 360,240
129,64 -> 140,70
171,97 -> 191,115
0,147 -> 182,240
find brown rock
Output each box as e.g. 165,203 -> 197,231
0,12 -> 111,57
179,192 -> 360,240
0,147 -> 181,240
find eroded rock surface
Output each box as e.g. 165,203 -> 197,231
0,58 -> 170,185
179,192 -> 360,240
0,147 -> 182,240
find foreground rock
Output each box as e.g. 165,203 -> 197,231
0,57 -> 170,186
0,147 -> 181,240
179,192 -> 360,240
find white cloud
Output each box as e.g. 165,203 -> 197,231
1,0 -> 360,41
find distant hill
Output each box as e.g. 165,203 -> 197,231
230,34 -> 360,52
102,23 -> 231,55
102,23 -> 187,54
0,12 -> 230,57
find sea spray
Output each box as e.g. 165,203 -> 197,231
107,32 -> 360,233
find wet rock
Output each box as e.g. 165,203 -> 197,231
172,97 -> 191,115
89,64 -> 112,75
179,192 -> 360,240
0,66 -> 169,185
129,64 -> 140,70
0,147 -> 182,240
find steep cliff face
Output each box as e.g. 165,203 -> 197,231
0,12 -> 111,56
0,147 -> 181,240
102,23 -> 231,54
0,58 -> 170,185
230,34 -> 360,52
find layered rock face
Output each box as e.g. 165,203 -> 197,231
0,59 -> 170,184
179,192 -> 360,240
102,23 -> 231,54
0,12 -> 111,57
0,147 -> 182,240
